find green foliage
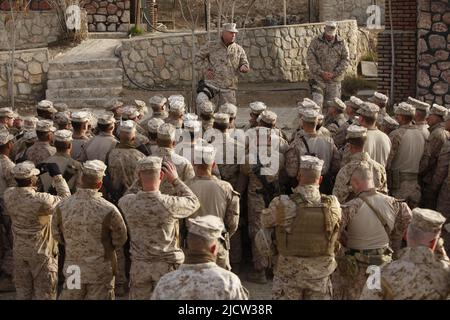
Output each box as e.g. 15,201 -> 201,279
129,26 -> 144,36
342,75 -> 377,100
361,51 -> 378,62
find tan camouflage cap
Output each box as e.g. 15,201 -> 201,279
71,111 -> 90,123
410,208 -> 446,234
407,97 -> 430,112
147,118 -> 165,133
137,156 -> 162,172
134,99 -> 147,110
122,106 -> 140,120
169,100 -> 186,115
193,144 -> 216,165
348,96 -> 364,110
106,100 -> 124,111
0,108 -> 17,118
346,125 -> 367,139
394,102 -> 416,117
183,113 -> 199,122
36,120 -> 56,132
23,116 -> 38,130
157,123 -> 176,141
300,155 -> 324,172
97,112 -> 115,125
0,130 -> 14,145
222,23 -> 238,33
357,102 -> 380,118
82,160 -> 107,177
214,113 -> 230,124
258,110 -> 277,125
219,103 -> 238,118
149,95 -> 167,109
54,129 -> 73,142
120,120 -> 136,134
429,104 -> 447,117
249,101 -> 267,115
325,21 -> 337,28
168,94 -> 185,105
37,100 -> 57,113
54,111 -> 71,125
184,120 -> 201,132
444,113 -> 450,122
12,161 -> 40,179
188,215 -> 225,241
301,109 -> 319,123
301,98 -> 321,111
23,130 -> 37,141
369,92 -> 389,105
330,97 -> 346,112
382,114 -> 400,130
53,102 -> 69,112
198,101 -> 215,115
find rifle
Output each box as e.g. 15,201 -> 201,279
252,154 -> 280,207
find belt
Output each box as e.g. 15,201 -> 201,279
346,247 -> 390,256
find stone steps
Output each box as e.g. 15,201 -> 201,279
88,32 -> 129,39
47,77 -> 123,90
47,68 -> 123,80
48,58 -> 120,71
46,87 -> 123,99
45,97 -> 119,109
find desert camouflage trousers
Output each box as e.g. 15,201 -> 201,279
59,278 -> 115,300
391,179 -> 421,209
311,80 -> 342,111
248,193 -> 269,271
197,89 -> 237,108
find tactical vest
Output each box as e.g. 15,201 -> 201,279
276,194 -> 340,257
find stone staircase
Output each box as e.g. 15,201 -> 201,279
46,39 -> 123,109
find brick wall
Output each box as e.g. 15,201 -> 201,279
377,0 -> 417,106
416,0 -> 450,108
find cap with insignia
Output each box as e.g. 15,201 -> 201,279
222,22 -> 239,33
23,116 -> 38,130
183,113 -> 198,122
120,120 -> 136,134
0,130 -> 14,145
219,103 -> 238,118
169,100 -> 186,115
198,101 -> 216,115
249,101 -> 267,115
214,113 -> 230,124
330,98 -> 346,111
258,110 -> 277,125
429,104 -> 447,117
300,155 -> 324,172
407,97 -> 430,112
82,160 -> 107,177
157,123 -> 176,141
394,102 -> 416,117
301,98 -> 321,111
325,21 -> 337,28
97,112 -> 115,125
147,118 -> 165,133
357,102 -> 380,118
193,144 -> 216,165
36,120 -> 56,132
168,94 -> 185,105
23,130 -> 37,141
382,114 -> 400,130
301,109 -> 319,123
71,111 -> 90,123
37,100 -> 57,113
410,208 -> 446,234
134,100 -> 147,110
149,95 -> 167,109
12,161 -> 40,179
54,111 -> 71,125
348,96 -> 364,110
346,125 -> 367,139
369,92 -> 389,105
184,120 -> 201,132
0,108 -> 17,118
106,100 -> 124,111
137,156 -> 162,172
54,129 -> 73,142
188,215 -> 225,241
53,103 -> 69,112
122,106 -> 140,120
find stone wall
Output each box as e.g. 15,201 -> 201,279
84,0 -> 130,32
319,0 -> 385,26
118,20 -> 361,89
377,0 -> 417,105
0,11 -> 62,50
417,0 -> 450,108
0,48 -> 49,102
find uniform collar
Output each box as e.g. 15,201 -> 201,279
75,188 -> 102,198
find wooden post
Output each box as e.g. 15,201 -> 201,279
283,0 -> 287,25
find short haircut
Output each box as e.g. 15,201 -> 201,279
97,123 -> 113,132
54,140 -> 71,152
16,178 -> 33,187
148,132 -> 158,140
157,138 -> 173,148
213,122 -> 228,132
346,136 -> 367,148
415,109 -> 427,120
258,120 -> 274,129
139,169 -> 160,181
200,114 -> 213,121
298,168 -> 321,184
187,232 -> 216,250
302,121 -> 317,130
71,122 -> 86,131
407,224 -> 439,246
0,142 -> 10,153
36,131 -> 51,141
81,174 -> 102,189
361,116 -> 377,126
352,164 -> 374,182
398,114 -> 414,123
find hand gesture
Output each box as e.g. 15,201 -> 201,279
162,161 -> 179,184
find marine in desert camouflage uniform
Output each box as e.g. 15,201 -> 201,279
419,104 -> 449,209
368,92 -> 389,128
261,156 -> 341,300
332,164 -> 412,300
151,215 -> 248,300
118,157 -> 200,299
408,97 -> 430,141
53,160 -> 127,300
25,120 -> 56,166
360,208 -> 450,300
4,161 -> 70,299
324,98 -> 348,138
196,23 -> 249,107
333,125 -> 387,204
70,111 -> 91,162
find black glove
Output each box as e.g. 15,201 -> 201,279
46,163 -> 61,177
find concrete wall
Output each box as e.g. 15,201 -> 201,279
0,48 -> 49,102
0,11 -> 62,50
319,0 -> 385,26
118,20 -> 361,89
417,0 -> 450,107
